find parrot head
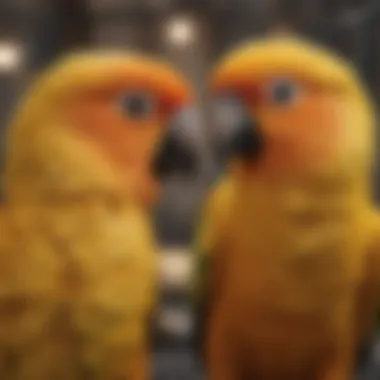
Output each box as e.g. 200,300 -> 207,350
3,52 -> 196,205
211,37 -> 375,186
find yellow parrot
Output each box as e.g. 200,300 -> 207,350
192,36 -> 380,380
0,51 -> 194,380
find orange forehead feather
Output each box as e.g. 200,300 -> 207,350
41,51 -> 194,108
211,36 -> 362,95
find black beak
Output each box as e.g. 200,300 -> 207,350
152,125 -> 198,179
229,115 -> 264,160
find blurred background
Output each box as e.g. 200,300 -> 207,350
0,0 -> 380,379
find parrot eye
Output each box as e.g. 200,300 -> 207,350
119,92 -> 155,119
266,78 -> 300,106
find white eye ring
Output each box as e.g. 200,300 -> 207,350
265,78 -> 301,106
119,91 -> 156,119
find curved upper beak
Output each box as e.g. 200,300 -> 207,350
152,109 -> 199,179
229,114 -> 264,160
213,96 -> 265,163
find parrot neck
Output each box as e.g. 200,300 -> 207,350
231,165 -> 373,206
226,173 -> 373,311
230,172 -> 373,234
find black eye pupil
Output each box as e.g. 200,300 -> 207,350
272,82 -> 295,104
128,98 -> 145,115
121,94 -> 150,118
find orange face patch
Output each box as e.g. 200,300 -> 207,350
240,79 -> 348,176
65,90 -> 172,204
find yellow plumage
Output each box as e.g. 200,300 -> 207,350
0,51 -> 192,379
194,36 -> 380,380
212,36 -> 370,96
0,200 -> 157,379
